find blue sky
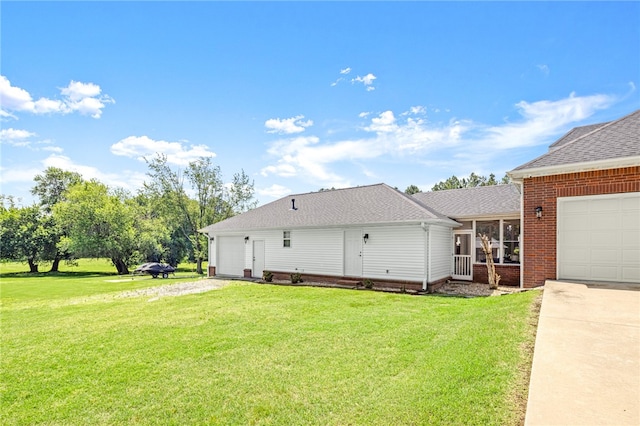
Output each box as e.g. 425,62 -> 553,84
1,1 -> 639,205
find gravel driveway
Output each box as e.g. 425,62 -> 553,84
117,279 -> 231,300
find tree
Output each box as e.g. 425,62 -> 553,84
54,181 -> 137,274
404,185 -> 421,195
431,172 -> 509,191
30,167 -> 84,271
0,205 -> 58,272
144,155 -> 256,274
31,167 -> 83,212
478,234 -> 501,289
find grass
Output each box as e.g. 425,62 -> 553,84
1,260 -> 541,425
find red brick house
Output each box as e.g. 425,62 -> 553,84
508,109 -> 640,288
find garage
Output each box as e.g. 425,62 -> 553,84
217,236 -> 245,276
557,192 -> 640,283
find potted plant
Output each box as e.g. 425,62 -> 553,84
510,247 -> 520,262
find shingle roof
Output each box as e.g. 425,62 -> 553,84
200,183 -> 458,233
548,122 -> 608,150
512,109 -> 640,171
412,184 -> 521,219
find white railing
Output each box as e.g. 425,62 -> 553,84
453,255 -> 472,278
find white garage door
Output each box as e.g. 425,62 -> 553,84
217,236 -> 245,276
557,192 -> 640,283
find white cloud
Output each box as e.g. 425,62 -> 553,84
0,165 -> 43,184
264,115 -> 313,134
340,67 -> 351,75
260,91 -> 618,188
352,73 -> 377,91
358,111 -> 371,118
0,128 -> 35,144
42,154 -> 146,192
257,184 -> 292,199
0,76 -> 114,119
110,135 -> 216,166
537,64 -> 550,76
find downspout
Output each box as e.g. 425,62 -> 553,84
515,181 -> 524,289
421,222 -> 430,291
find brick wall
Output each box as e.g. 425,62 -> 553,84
473,264 -> 520,286
522,166 -> 640,288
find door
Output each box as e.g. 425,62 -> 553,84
344,229 -> 363,277
452,231 -> 473,280
217,236 -> 245,276
558,193 -> 640,283
252,240 -> 265,279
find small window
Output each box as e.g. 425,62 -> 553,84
283,231 -> 291,248
503,220 -> 520,264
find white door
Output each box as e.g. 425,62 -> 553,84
452,231 -> 473,280
217,236 -> 245,276
344,229 -> 363,277
252,240 -> 265,279
557,192 -> 640,283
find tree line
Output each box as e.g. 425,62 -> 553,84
404,172 -> 510,194
0,155 -> 256,275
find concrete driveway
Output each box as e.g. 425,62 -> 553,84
525,280 -> 640,425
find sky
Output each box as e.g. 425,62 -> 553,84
1,1 -> 639,206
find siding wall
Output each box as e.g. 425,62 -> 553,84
522,166 -> 640,288
361,225 -> 426,281
429,225 -> 453,282
209,223 -> 455,284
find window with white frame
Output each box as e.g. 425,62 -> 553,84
474,219 -> 520,264
283,231 -> 291,248
503,220 -> 520,264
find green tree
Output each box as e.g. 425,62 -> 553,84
31,167 -> 83,212
0,205 -> 58,272
30,167 -> 84,271
54,181 -> 137,274
404,185 -> 421,195
144,155 -> 256,274
431,172 -> 508,191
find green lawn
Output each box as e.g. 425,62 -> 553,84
1,260 -> 540,425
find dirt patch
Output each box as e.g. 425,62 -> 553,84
117,279 -> 230,301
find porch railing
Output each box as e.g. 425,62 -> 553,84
453,255 -> 472,278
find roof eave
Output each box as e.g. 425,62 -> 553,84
201,217 -> 461,234
508,156 -> 640,181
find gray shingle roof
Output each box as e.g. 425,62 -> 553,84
512,109 -> 640,171
548,122 -> 608,150
201,183 -> 458,233
412,184 -> 521,219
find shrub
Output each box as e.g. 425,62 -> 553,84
363,279 -> 374,289
262,270 -> 273,282
290,272 -> 302,284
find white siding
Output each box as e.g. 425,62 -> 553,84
213,222 -> 454,283
362,225 -> 426,281
429,225 -> 453,281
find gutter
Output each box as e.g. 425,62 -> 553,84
421,222 -> 430,291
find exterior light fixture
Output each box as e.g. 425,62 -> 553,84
535,206 -> 543,219
363,233 -> 369,243
244,236 -> 250,243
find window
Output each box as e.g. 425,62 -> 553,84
474,219 -> 520,264
503,220 -> 520,264
283,231 -> 291,248
476,220 -> 499,263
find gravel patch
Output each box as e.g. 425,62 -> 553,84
433,281 -> 524,297
117,279 -> 230,301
